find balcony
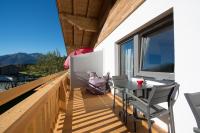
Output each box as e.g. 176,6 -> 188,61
0,71 -> 167,133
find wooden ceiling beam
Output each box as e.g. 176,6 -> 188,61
61,14 -> 98,32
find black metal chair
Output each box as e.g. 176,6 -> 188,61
185,92 -> 200,133
111,75 -> 128,121
127,82 -> 179,133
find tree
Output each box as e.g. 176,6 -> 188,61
25,50 -> 65,76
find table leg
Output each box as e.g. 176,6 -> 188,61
122,91 -> 125,121
125,93 -> 128,124
118,90 -> 126,122
113,87 -> 116,110
133,108 -> 137,132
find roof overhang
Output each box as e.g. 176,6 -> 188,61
56,0 -> 144,54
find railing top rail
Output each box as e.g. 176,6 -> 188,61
0,72 -> 67,133
0,71 -> 66,106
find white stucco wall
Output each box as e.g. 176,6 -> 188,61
95,0 -> 200,132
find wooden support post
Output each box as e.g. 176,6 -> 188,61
61,14 -> 98,32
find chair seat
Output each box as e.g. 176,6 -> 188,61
129,99 -> 169,118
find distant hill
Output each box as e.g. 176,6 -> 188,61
0,53 -> 43,67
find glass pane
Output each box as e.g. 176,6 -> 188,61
120,39 -> 134,79
141,25 -> 174,72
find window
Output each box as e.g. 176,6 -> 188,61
118,13 -> 174,80
141,25 -> 174,73
120,38 -> 134,79
135,14 -> 174,80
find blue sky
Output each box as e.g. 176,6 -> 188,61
0,0 -> 66,56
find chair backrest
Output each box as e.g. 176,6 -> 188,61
185,92 -> 200,128
112,75 -> 128,86
148,82 -> 179,106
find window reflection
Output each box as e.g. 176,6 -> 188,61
120,39 -> 134,79
141,25 -> 174,72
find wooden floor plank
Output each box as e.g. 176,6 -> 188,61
54,88 -> 167,133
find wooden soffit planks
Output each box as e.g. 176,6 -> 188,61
57,0 -> 106,53
95,0 -> 144,47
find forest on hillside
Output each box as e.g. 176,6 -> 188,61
21,50 -> 66,77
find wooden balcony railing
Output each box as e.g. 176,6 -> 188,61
0,71 -> 70,133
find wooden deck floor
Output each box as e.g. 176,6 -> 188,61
54,88 -> 167,133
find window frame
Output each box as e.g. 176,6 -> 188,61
116,10 -> 174,80
134,14 -> 175,80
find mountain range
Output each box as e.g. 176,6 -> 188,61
0,53 -> 43,67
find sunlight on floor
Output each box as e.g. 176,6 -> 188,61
54,88 -> 129,133
71,89 -> 128,133
54,88 -> 166,133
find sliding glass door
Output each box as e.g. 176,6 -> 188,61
120,38 -> 134,79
